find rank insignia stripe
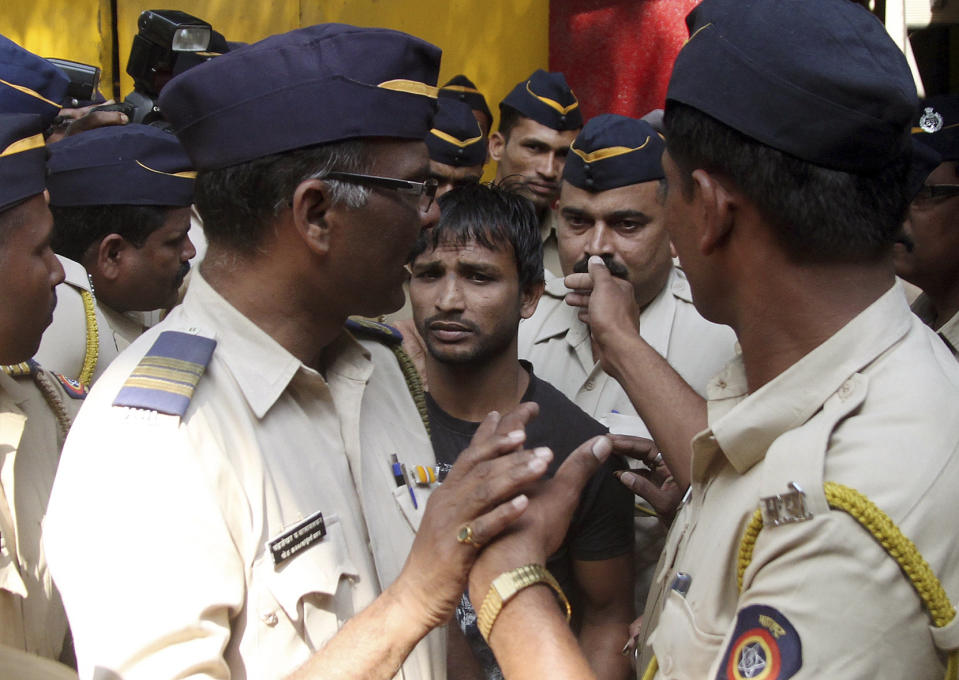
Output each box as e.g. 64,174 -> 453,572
268,510 -> 327,567
717,605 -> 802,680
113,330 -> 216,417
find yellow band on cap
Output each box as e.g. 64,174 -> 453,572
684,22 -> 713,46
0,132 -> 45,157
378,79 -> 439,99
135,160 -> 197,179
570,137 -> 650,163
0,77 -> 61,109
525,81 -> 579,115
441,84 -> 482,95
429,128 -> 483,148
912,122 -> 959,134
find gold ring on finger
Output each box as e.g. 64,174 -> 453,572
456,523 -> 483,548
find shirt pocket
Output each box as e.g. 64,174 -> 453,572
255,514 -> 360,630
649,588 -> 726,679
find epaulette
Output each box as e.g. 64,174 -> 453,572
1,360 -> 37,378
345,318 -> 404,346
113,330 -> 216,417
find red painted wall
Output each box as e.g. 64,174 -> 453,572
550,0 -> 701,122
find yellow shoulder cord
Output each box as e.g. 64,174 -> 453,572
640,656 -> 659,680
390,344 -> 430,437
32,369 -> 74,448
78,289 -> 99,389
737,481 -> 957,680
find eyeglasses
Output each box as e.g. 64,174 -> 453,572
319,171 -> 439,213
912,184 -> 959,207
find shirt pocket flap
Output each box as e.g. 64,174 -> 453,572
649,589 -> 726,679
264,517 -> 360,623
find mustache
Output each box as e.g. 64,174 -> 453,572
572,254 -> 629,279
175,261 -> 191,287
497,174 -> 558,193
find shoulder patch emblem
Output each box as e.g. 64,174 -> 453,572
113,331 -> 216,417
918,107 -> 944,134
345,318 -> 403,346
716,605 -> 802,680
54,373 -> 88,399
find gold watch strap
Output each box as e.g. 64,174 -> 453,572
476,563 -> 571,641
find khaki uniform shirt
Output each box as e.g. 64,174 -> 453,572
44,273 -> 445,680
35,256 -> 118,387
641,286 -> 959,678
98,303 -> 148,353
0,367 -> 81,663
911,292 -> 959,359
541,208 -> 562,279
519,266 -> 737,437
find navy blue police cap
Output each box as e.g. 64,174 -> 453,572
913,94 -> 959,162
564,114 -> 664,192
906,137 -> 942,200
500,69 -> 582,131
439,74 -> 492,123
47,124 -> 194,207
426,98 -> 486,167
0,112 -> 47,212
159,23 -> 441,170
667,0 -> 917,173
0,35 -> 67,127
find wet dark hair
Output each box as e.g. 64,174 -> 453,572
409,183 -> 544,290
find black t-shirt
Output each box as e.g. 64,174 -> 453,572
426,361 -> 633,678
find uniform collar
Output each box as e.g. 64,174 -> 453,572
182,272 -> 372,419
912,293 -> 959,357
702,284 -> 912,475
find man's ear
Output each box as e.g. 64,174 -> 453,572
488,131 -> 506,163
93,234 -> 127,282
291,177 -> 334,255
691,169 -> 737,256
520,279 -> 545,319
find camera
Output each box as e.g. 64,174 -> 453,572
46,58 -> 101,108
123,9 -> 221,127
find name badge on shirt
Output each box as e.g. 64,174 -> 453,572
268,510 -> 326,567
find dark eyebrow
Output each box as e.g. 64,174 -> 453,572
560,206 -> 590,218
410,259 -> 443,274
457,260 -> 502,276
607,210 -> 652,224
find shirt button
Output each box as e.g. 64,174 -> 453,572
660,654 -> 673,674
838,380 -> 853,399
584,381 -> 595,391
261,611 -> 278,627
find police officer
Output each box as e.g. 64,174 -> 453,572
490,69 -> 582,276
0,112 -> 81,678
426,97 -> 487,198
895,94 -> 959,358
42,24 -> 609,679
464,0 -> 959,677
439,74 -> 493,138
519,113 -> 738,614
0,35 -> 118,388
46,124 -> 197,354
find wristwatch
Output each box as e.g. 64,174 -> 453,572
476,563 -> 571,641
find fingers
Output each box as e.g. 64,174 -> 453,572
563,291 -> 590,310
64,111 -> 128,137
614,470 -> 681,517
551,435 -> 613,502
608,434 -> 658,464
564,272 -> 594,293
461,493 -> 530,548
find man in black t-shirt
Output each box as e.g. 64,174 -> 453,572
407,183 -> 634,680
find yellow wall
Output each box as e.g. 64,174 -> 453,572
1,0 -> 115,97
1,0 -> 549,135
